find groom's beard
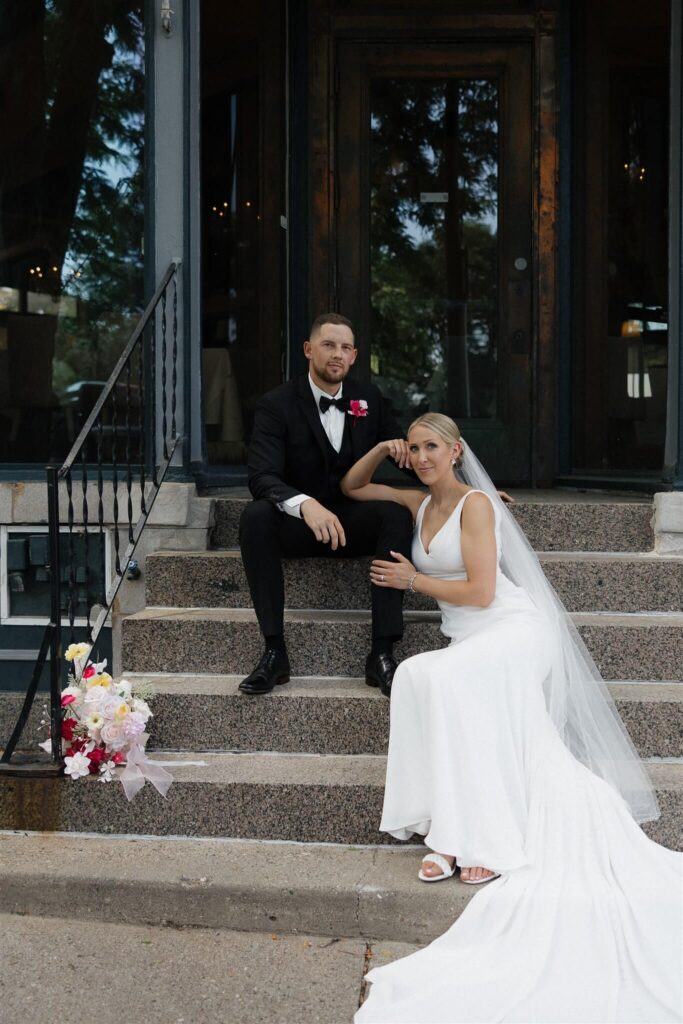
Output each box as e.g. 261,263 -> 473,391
313,363 -> 348,386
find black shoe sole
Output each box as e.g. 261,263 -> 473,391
365,675 -> 381,688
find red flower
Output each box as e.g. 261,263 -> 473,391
348,399 -> 368,418
61,718 -> 78,742
112,751 -> 126,765
83,665 -> 96,680
61,694 -> 77,707
65,739 -> 86,757
87,747 -> 106,773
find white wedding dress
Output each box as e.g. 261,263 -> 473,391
356,491 -> 682,1024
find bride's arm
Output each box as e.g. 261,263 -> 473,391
371,493 -> 497,608
340,441 -> 425,517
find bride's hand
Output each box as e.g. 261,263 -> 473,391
370,551 -> 417,589
378,439 -> 411,469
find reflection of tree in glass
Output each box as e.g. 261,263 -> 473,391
0,2 -> 144,406
369,77 -> 498,423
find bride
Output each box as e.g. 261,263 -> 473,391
340,413 -> 682,1024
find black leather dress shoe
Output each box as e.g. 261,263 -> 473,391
239,649 -> 291,695
365,652 -> 398,698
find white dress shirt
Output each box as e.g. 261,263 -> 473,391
278,374 -> 346,517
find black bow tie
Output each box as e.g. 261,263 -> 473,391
319,395 -> 349,414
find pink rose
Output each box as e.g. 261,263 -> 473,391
348,399 -> 368,418
61,694 -> 77,707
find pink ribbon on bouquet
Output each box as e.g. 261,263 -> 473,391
119,742 -> 174,801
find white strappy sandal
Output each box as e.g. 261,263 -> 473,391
418,852 -> 456,882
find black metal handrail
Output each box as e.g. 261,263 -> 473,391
0,260 -> 182,771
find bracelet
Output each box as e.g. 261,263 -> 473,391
408,572 -> 419,592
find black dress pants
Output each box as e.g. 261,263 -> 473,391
239,498 -> 414,640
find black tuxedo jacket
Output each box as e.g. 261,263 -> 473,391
247,374 -> 404,506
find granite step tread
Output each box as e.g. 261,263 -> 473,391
210,496 -> 655,552
1,751 -> 679,849
121,608 -> 683,680
142,676 -> 683,759
145,548 -> 683,613
0,832 -> 472,943
3,678 -> 680,759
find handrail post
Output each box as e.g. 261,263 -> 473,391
47,465 -> 62,764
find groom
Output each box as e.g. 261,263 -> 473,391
238,313 -> 414,697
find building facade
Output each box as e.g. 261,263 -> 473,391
1,0 -> 683,679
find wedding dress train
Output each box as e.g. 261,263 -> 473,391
355,491 -> 682,1024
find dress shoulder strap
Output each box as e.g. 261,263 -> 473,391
458,488 -> 498,522
416,494 -> 431,522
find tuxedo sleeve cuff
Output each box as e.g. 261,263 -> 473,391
277,494 -> 310,518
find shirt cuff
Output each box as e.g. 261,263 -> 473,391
277,494 -> 311,518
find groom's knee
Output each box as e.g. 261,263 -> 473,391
239,499 -> 279,546
375,500 -> 413,533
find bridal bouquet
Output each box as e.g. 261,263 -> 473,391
39,642 -> 173,801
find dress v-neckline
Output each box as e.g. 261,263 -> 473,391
419,491 -> 472,556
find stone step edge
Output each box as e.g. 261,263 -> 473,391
117,674 -> 683,701
31,749 -> 677,789
125,606 -> 683,628
147,549 -> 679,563
0,832 -> 470,944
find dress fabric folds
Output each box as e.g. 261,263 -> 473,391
355,491 -> 682,1024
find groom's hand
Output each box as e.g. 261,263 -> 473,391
300,499 -> 347,550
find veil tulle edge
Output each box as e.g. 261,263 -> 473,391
458,438 -> 661,826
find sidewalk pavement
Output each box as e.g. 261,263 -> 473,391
0,912 -> 418,1024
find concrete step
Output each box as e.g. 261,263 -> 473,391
145,549 -> 683,614
134,676 -> 683,760
0,833 -> 471,944
122,607 -> 683,681
0,909 -> 389,1024
211,496 -> 654,552
3,678 -> 679,761
1,752 -> 679,850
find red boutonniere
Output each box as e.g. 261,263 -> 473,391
348,399 -> 368,421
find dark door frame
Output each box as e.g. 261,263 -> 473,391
307,1 -> 559,485
334,39 -> 534,484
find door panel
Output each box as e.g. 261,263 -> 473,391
336,42 -> 532,483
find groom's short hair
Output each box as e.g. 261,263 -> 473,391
310,312 -> 355,340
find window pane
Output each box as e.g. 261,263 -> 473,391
0,2 -> 145,463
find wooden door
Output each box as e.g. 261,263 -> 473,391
335,42 -> 533,483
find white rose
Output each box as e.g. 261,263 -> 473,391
84,685 -> 109,705
115,680 -> 133,700
132,698 -> 152,722
101,697 -> 126,720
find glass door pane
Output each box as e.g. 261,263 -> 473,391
336,43 -> 533,483
369,78 -> 499,423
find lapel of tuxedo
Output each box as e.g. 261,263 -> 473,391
296,375 -> 330,466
